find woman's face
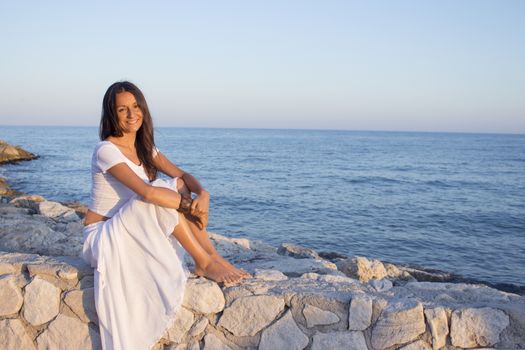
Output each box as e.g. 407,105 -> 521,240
115,91 -> 143,134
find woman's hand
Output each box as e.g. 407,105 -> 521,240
197,211 -> 209,230
191,190 -> 210,218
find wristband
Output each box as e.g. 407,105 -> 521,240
177,195 -> 193,214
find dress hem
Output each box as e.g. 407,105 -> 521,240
146,289 -> 187,350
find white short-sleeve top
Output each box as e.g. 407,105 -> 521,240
88,141 -> 159,217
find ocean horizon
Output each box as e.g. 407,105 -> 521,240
2,123 -> 525,136
1,125 -> 524,290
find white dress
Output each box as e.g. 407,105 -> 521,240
81,141 -> 188,350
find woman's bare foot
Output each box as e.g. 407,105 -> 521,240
194,260 -> 241,285
211,254 -> 251,279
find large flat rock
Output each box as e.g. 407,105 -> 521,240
371,299 -> 426,350
450,307 -> 510,348
23,276 -> 61,326
0,318 -> 36,350
36,314 -> 101,350
259,310 -> 308,350
218,295 -> 285,336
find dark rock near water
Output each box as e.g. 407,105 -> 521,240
0,140 -> 38,196
0,140 -> 38,165
0,177 -> 15,196
277,243 -> 320,259
318,251 -> 349,262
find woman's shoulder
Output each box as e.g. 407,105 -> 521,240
92,140 -> 126,172
93,140 -> 117,153
95,140 -> 113,148
92,140 -> 122,159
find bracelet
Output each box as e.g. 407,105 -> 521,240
177,195 -> 193,214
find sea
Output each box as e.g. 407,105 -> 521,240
1,126 -> 524,290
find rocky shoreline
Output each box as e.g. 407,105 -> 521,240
1,141 -> 524,349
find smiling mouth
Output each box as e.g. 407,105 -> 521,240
127,119 -> 140,125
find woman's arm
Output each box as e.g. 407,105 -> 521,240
153,151 -> 210,216
153,152 -> 207,195
107,163 -> 182,209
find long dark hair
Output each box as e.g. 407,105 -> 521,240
100,81 -> 157,181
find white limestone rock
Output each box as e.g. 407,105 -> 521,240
164,344 -> 185,350
450,307 -> 510,348
10,194 -> 44,207
399,340 -> 433,350
254,268 -> 288,281
259,310 -> 309,350
51,255 -> 93,279
384,263 -> 402,278
23,276 -> 61,326
209,232 -> 254,250
369,278 -> 393,292
217,295 -> 285,336
36,313 -> 101,350
403,281 -> 512,304
300,272 -> 357,284
61,220 -> 83,236
188,339 -> 201,350
206,232 -> 262,265
0,252 -> 46,275
189,316 -> 209,337
0,213 -> 83,256
64,288 -> 98,324
27,261 -> 77,280
371,299 -> 426,350
166,307 -> 195,343
0,218 -> 62,254
253,256 -> 338,277
348,295 -> 373,331
303,304 -> 340,328
317,274 -> 357,284
202,333 -> 232,350
311,331 -> 367,350
424,307 -> 448,350
336,256 -> 387,282
37,200 -> 79,221
183,278 -> 225,314
0,261 -> 16,275
223,285 -> 254,306
0,275 -> 24,316
0,318 -> 37,350
209,232 -> 337,276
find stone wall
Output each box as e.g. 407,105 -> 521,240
1,250 -> 524,350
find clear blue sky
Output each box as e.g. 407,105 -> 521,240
1,1 -> 524,133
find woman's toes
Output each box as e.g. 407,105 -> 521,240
237,268 -> 251,278
195,261 -> 234,284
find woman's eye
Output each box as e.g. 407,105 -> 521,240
117,108 -> 125,113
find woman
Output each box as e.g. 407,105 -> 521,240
81,81 -> 248,350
